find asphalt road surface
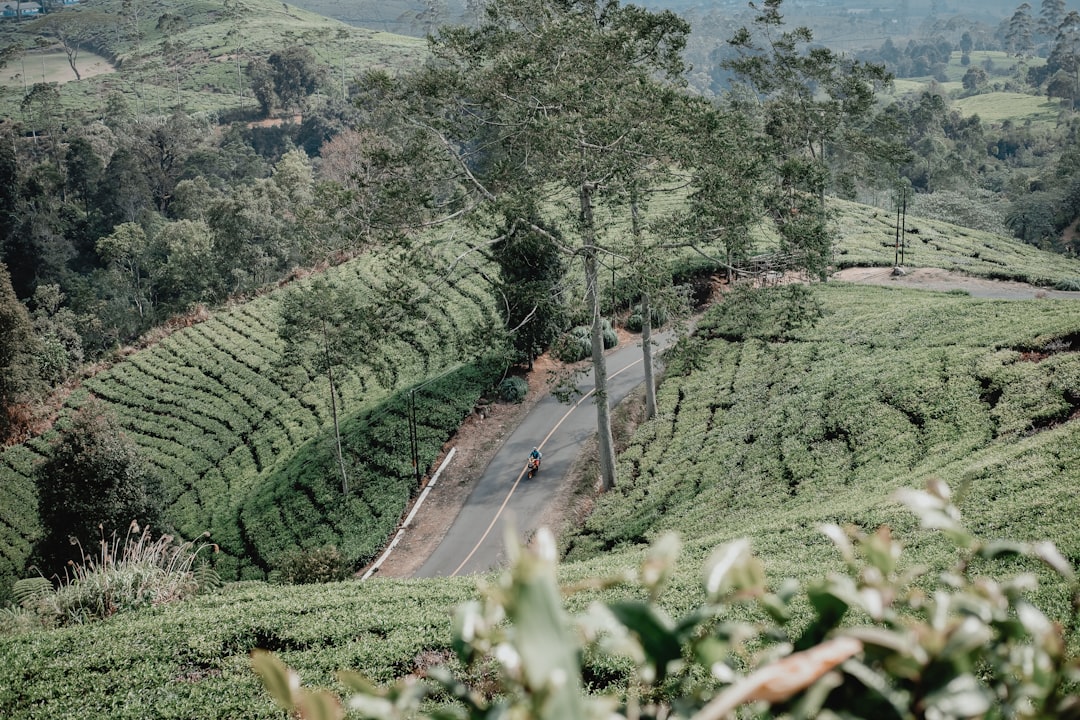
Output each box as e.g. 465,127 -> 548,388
413,330 -> 674,578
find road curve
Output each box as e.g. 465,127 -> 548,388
412,267 -> 1080,578
413,330 -> 675,578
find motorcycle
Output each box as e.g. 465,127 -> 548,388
527,456 -> 540,478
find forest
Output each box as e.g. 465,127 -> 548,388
0,0 -> 1077,384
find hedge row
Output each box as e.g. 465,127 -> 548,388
0,251 -> 499,595
565,284 -> 1080,574
240,358 -> 505,571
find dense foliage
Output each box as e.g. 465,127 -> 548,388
34,398 -> 164,578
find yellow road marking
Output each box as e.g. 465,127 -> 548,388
449,356 -> 644,576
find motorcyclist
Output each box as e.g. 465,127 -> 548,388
528,446 -> 542,470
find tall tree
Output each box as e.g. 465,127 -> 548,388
248,45 -> 325,117
278,279 -> 394,496
1039,0 -> 1067,45
64,136 -> 103,210
724,0 -> 893,278
29,8 -> 105,82
96,222 -> 155,323
416,0 -> 691,491
1046,11 -> 1080,106
491,206 -> 567,370
0,130 -> 20,273
30,283 -> 84,386
1006,3 -> 1036,57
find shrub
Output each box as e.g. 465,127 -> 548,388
1054,277 -> 1080,291
551,331 -> 590,363
257,480 -> 1080,720
600,319 -> 618,349
21,523 -> 213,627
34,399 -> 163,577
624,303 -> 669,333
0,606 -> 38,635
497,376 -> 528,403
553,321 -> 618,361
272,545 -> 349,585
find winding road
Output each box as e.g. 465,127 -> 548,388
413,331 -> 675,577
408,267 -> 1080,578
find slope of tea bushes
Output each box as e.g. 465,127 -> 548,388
0,575 -> 477,720
830,197 -> 1080,285
563,283 -> 1080,615
0,251 -> 499,592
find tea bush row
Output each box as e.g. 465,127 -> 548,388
0,576 -> 477,720
0,252 -> 499,594
564,284 -> 1080,563
241,358 -> 504,572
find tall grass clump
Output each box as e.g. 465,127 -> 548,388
21,523 -> 216,627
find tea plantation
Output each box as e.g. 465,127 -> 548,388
0,248 -> 501,594
2,206 -> 1080,718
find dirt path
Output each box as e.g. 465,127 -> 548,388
833,266 -> 1080,300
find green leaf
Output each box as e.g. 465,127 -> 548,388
940,616 -> 993,659
796,578 -> 857,650
1033,541 -> 1076,581
337,669 -> 378,694
703,539 -> 762,598
607,600 -> 684,682
296,688 -> 345,720
977,539 -> 1029,560
842,658 -> 913,718
845,627 -> 924,662
820,523 -> 854,564
923,674 -> 992,718
505,529 -> 585,720
250,649 -> 297,712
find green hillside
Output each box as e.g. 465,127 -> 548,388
566,284 -> 1080,584
0,0 -> 426,119
1,205 -> 1078,718
830,197 -> 1080,285
0,243 -> 500,596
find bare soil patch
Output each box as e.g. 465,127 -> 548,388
832,266 -> 1080,300
0,49 -> 115,88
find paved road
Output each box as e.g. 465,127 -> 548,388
413,331 -> 674,578
412,267 -> 1080,578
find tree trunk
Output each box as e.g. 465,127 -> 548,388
581,182 -> 617,491
640,290 -> 657,420
322,320 -> 349,495
631,195 -> 657,421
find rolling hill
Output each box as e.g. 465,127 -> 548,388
0,240 -> 502,599
0,0 -> 427,120
1,202 -> 1078,719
